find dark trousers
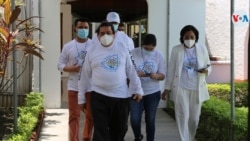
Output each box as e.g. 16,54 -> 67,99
90,91 -> 130,141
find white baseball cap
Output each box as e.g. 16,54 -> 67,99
106,12 -> 120,23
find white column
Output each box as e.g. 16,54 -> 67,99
147,0 -> 168,108
40,0 -> 61,108
168,0 -> 206,51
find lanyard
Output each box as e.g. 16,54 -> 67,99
75,40 -> 88,56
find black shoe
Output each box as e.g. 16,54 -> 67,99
134,134 -> 143,141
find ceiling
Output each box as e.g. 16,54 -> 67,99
66,0 -> 148,22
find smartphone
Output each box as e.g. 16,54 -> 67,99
196,64 -> 210,71
131,94 -> 137,101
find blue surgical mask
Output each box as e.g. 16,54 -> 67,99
142,48 -> 153,55
77,29 -> 89,39
113,24 -> 118,31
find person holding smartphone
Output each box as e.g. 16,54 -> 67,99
161,25 -> 212,141
130,34 -> 166,141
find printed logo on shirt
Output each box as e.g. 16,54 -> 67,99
183,57 -> 197,71
101,54 -> 119,71
138,62 -> 154,74
75,50 -> 87,67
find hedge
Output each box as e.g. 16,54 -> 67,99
208,82 -> 248,107
196,96 -> 247,141
165,82 -> 248,141
5,92 -> 44,141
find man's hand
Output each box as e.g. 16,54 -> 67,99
79,103 -> 86,113
161,89 -> 170,100
63,63 -> 81,72
73,63 -> 81,72
132,94 -> 143,102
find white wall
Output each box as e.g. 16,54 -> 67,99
206,0 -> 249,80
147,0 -> 168,59
147,0 -> 168,108
40,0 -> 61,108
146,0 -> 205,107
169,0 -> 206,53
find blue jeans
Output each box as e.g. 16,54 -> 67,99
130,91 -> 161,141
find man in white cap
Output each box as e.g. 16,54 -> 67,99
92,11 -> 134,52
106,11 -> 135,51
106,11 -> 136,140
106,12 -> 120,31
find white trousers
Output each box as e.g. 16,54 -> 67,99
174,87 -> 202,141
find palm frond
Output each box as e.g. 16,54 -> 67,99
16,16 -> 42,27
3,0 -> 10,26
9,6 -> 21,24
24,48 -> 44,60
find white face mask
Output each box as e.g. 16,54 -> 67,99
142,48 -> 153,55
100,34 -> 114,46
184,40 -> 195,48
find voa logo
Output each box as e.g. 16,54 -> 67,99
232,10 -> 249,27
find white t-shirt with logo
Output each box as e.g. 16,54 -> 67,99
130,47 -> 166,95
78,40 -> 143,104
57,39 -> 92,91
179,47 -> 198,90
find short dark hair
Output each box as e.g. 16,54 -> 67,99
142,34 -> 157,46
74,18 -> 90,27
179,25 -> 199,44
96,22 -> 115,35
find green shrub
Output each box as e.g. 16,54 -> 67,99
165,81 -> 248,141
208,82 -> 248,107
196,96 -> 247,141
233,107 -> 248,139
6,134 -> 26,141
6,92 -> 44,141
